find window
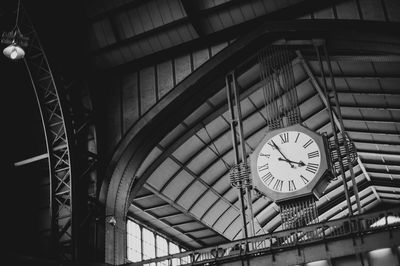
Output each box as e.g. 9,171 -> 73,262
142,228 -> 156,260
127,220 -> 141,262
127,219 -> 188,265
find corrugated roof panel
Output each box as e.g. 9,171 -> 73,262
187,147 -> 218,175
88,27 -> 101,50
251,1 -> 268,17
152,205 -> 181,217
356,142 -> 400,155
240,2 -> 257,21
176,181 -> 208,210
335,0 -> 360,19
202,200 -> 231,225
157,32 -> 174,50
135,147 -> 163,178
348,131 -> 400,145
223,188 -> 238,203
242,112 -> 266,137
183,103 -> 212,127
158,0 -> 175,24
176,24 -> 196,43
160,123 -> 187,148
206,13 -> 225,32
246,127 -> 267,150
128,8 -> 145,35
211,175 -> 231,195
138,5 -> 155,32
137,39 -> 156,56
147,35 -> 163,53
168,0 -> 187,19
161,213 -> 193,225
147,158 -> 181,190
92,19 -> 117,48
299,94 -> 324,120
187,229 -> 216,239
191,190 -> 218,217
218,10 -> 235,28
174,221 -> 206,231
162,170 -> 195,201
116,12 -> 134,39
200,235 -> 227,245
199,160 -> 228,184
167,29 -> 185,47
119,46 -> 135,64
229,7 -> 245,25
147,1 -> 165,28
213,208 -> 240,236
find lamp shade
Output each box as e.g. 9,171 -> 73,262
3,43 -> 25,60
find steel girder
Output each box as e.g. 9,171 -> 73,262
18,6 -> 98,261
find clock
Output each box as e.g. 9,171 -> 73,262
250,124 -> 330,202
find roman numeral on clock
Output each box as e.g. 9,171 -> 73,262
258,163 -> 269,171
288,180 -> 296,191
303,139 -> 314,149
300,175 -> 309,184
272,179 -> 283,191
279,133 -> 289,144
295,133 -> 300,143
306,163 -> 319,174
260,153 -> 270,158
261,172 -> 274,186
308,150 -> 319,159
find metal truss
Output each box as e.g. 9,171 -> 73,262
18,6 -> 98,261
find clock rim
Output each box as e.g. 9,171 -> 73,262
250,123 -> 329,202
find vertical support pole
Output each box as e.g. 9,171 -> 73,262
323,44 -> 362,215
314,44 -> 353,216
231,71 -> 256,238
226,73 -> 249,240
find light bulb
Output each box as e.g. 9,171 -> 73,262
10,48 -> 18,59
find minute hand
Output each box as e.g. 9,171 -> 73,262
271,140 -> 294,168
278,157 -> 305,167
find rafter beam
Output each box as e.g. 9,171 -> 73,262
296,50 -> 380,203
181,0 -> 204,37
14,153 -> 48,167
143,183 -> 231,242
129,203 -> 204,248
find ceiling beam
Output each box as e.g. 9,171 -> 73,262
129,203 -> 204,248
304,54 -> 400,62
143,182 -> 231,242
180,0 -> 204,37
98,0 -> 349,74
296,50 -> 380,203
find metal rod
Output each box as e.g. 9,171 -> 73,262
226,73 -> 248,240
314,45 -> 353,216
323,44 -> 362,215
231,71 -> 256,238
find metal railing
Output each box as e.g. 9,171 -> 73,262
125,207 -> 400,266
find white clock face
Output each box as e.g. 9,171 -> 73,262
256,131 -> 321,193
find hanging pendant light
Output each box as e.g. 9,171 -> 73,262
1,0 -> 29,60
3,42 -> 25,60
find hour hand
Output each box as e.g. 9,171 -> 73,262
271,140 -> 295,168
278,157 -> 305,167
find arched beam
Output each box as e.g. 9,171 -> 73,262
101,20 -> 400,264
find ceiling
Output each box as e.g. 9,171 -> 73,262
3,0 -> 400,254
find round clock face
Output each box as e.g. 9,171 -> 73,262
256,130 -> 322,193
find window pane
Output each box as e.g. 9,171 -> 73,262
143,228 -> 156,260
156,235 -> 168,257
169,242 -> 180,266
127,220 -> 141,262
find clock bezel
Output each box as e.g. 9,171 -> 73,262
250,124 -> 329,202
